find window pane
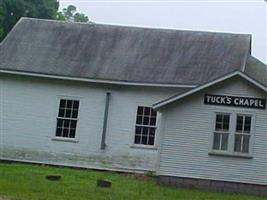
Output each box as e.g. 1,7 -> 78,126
150,117 -> 156,126
149,128 -> 156,137
148,136 -> 155,145
70,120 -> 77,129
216,115 -> 222,123
151,110 -> 157,117
244,124 -> 251,133
222,122 -> 229,131
136,116 -> 143,124
59,99 -> 66,108
66,100 -> 72,109
72,109 -> 78,119
58,108 -> 65,117
215,114 -> 230,131
143,117 -> 149,125
236,115 -> 243,132
64,119 -> 70,128
221,134 -> 228,150
223,115 -> 230,130
65,109 -> 71,118
143,127 -> 148,136
135,126 -> 142,135
215,122 -> 222,131
234,135 -> 242,152
56,127 -> 62,136
69,129 -> 76,138
73,101 -> 79,109
242,135 -> 250,153
135,135 -> 141,144
144,107 -> 150,116
63,128 -> 69,137
137,106 -> 143,115
213,133 -> 221,150
57,119 -> 63,127
141,136 -> 148,145
244,116 -> 251,133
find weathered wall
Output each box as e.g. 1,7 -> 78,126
0,74 -> 185,172
158,76 -> 267,185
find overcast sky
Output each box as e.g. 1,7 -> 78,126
59,0 -> 267,64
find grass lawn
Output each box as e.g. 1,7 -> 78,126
0,162 -> 266,200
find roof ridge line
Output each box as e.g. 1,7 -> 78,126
19,17 -> 252,36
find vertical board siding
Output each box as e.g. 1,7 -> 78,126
158,77 -> 267,185
0,74 -> 184,172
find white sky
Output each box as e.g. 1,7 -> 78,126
60,0 -> 267,64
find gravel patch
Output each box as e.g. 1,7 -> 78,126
0,197 -> 9,200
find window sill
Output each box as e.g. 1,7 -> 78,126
130,145 -> 158,150
208,151 -> 253,159
52,137 -> 79,143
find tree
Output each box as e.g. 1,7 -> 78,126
0,0 -> 59,41
0,2 -> 90,42
57,5 -> 89,23
0,3 -> 4,39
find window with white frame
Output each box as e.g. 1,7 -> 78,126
211,112 -> 253,156
56,99 -> 79,138
234,115 -> 252,153
134,106 -> 157,146
213,113 -> 230,151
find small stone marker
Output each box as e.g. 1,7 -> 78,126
45,175 -> 61,181
97,179 -> 112,188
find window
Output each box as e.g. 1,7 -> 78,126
55,99 -> 79,138
211,112 -> 254,157
213,114 -> 230,151
234,115 -> 252,153
134,106 -> 157,146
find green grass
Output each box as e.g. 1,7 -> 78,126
0,162 -> 266,200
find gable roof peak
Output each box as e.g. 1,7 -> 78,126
153,70 -> 267,109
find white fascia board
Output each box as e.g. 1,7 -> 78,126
153,71 -> 267,109
0,69 -> 196,88
238,72 -> 267,93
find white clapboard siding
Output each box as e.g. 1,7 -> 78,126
0,74 -> 185,172
158,76 -> 267,185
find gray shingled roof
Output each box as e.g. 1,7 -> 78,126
0,17 -> 252,85
245,56 -> 267,87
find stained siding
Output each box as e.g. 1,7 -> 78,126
158,77 -> 267,185
0,74 -> 185,171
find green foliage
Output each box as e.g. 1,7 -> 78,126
0,0 -> 59,41
0,163 -> 264,200
0,5 -> 4,39
57,5 -> 89,23
0,2 -> 90,41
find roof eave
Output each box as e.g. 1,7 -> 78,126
0,69 -> 196,88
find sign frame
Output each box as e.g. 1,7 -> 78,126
204,94 -> 266,110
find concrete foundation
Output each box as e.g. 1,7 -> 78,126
157,176 -> 267,196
